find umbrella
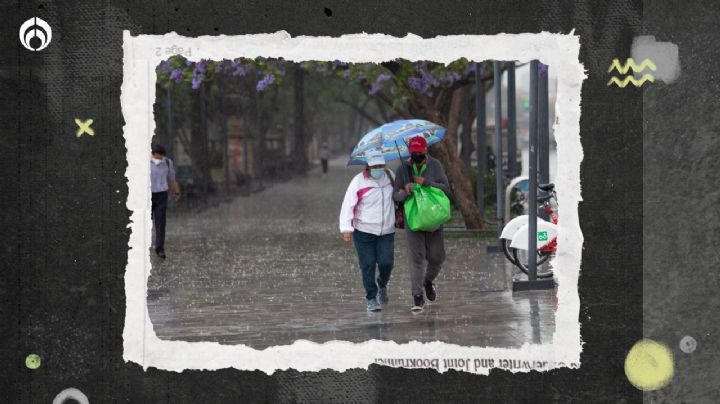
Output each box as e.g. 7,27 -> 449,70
347,119 -> 446,166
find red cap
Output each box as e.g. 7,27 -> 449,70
407,136 -> 427,153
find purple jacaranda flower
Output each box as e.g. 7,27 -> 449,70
464,62 -> 476,77
407,76 -> 424,91
195,60 -> 208,75
169,68 -> 183,83
256,73 -> 275,91
369,73 -> 391,95
191,75 -> 204,90
229,60 -> 249,77
157,60 -> 173,75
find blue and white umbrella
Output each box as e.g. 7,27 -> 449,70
347,119 -> 446,166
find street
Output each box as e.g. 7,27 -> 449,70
147,157 -> 556,349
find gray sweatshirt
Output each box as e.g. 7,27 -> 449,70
393,156 -> 452,203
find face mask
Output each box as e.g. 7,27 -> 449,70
411,153 -> 426,163
370,169 -> 385,180
152,158 -> 163,165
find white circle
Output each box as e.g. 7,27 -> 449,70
679,335 -> 697,354
52,388 -> 89,404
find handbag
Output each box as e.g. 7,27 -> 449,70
403,163 -> 452,232
387,165 -> 412,229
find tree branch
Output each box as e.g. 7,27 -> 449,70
336,97 -> 383,126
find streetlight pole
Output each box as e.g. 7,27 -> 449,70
538,63 -> 550,196
527,60 -> 539,282
493,60 -> 504,235
507,62 -> 517,178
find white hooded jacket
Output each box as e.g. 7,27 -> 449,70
339,169 -> 396,236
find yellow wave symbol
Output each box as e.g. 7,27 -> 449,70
607,74 -> 655,88
608,58 -> 657,74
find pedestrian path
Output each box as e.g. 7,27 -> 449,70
147,157 -> 556,349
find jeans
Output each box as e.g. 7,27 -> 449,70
151,191 -> 168,252
352,230 -> 395,301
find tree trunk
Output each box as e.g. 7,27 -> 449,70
293,66 -> 307,171
190,86 -> 205,188
426,89 -> 484,229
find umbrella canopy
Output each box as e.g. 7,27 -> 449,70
347,119 -> 446,166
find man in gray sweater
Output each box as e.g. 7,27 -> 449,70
393,136 -> 452,312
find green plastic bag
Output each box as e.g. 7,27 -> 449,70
404,182 -> 451,232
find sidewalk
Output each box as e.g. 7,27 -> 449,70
147,157 -> 556,349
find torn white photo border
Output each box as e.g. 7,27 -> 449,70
121,30 -> 585,374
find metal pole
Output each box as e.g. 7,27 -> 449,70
461,85 -> 471,168
528,60 -> 539,281
475,63 -> 486,215
507,62 -> 517,178
538,63 -> 550,185
493,60 -> 504,235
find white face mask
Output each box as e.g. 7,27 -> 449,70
152,158 -> 163,165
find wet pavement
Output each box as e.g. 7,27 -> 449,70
147,157 -> 556,349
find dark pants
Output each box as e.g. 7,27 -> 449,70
405,227 -> 446,296
352,230 -> 395,301
151,191 -> 168,253
321,159 -> 328,173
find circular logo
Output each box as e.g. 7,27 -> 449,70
19,17 -> 52,51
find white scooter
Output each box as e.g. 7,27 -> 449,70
500,183 -> 558,278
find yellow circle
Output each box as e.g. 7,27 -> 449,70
25,353 -> 41,370
625,339 -> 674,391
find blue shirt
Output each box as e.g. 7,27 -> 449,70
150,157 -> 176,193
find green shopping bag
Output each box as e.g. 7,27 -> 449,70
404,164 -> 451,231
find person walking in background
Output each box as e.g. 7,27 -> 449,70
339,149 -> 396,312
319,141 -> 330,175
150,144 -> 181,259
393,136 -> 452,312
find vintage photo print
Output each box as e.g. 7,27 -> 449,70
122,31 -> 584,374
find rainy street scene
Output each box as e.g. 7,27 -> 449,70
147,57 -> 560,349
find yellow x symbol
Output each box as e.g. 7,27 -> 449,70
75,118 -> 94,137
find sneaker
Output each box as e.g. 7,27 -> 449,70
411,294 -> 425,312
367,298 -> 381,312
156,250 -> 166,259
424,281 -> 436,302
377,287 -> 389,305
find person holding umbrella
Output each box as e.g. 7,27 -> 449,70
393,136 -> 452,312
339,148 -> 396,312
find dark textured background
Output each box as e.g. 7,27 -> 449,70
642,1 -> 720,403
2,0 -> 706,402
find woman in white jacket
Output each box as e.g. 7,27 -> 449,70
339,149 -> 396,312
